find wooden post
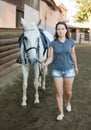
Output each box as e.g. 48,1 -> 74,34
88,16 -> 91,45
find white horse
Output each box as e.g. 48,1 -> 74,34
20,18 -> 53,106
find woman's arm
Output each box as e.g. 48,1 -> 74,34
71,46 -> 78,75
41,47 -> 54,68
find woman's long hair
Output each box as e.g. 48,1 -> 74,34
54,21 -> 70,40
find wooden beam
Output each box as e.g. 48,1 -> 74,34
0,64 -> 20,77
0,44 -> 18,52
0,59 -> 16,72
0,32 -> 22,39
0,53 -> 19,65
0,38 -> 18,46
0,48 -> 19,58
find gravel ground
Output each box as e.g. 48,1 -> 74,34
0,45 -> 91,130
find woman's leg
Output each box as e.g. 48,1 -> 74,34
53,78 -> 64,115
64,78 -> 74,105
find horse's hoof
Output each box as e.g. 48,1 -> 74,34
21,102 -> 27,106
34,100 -> 40,104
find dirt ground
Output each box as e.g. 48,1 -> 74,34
0,45 -> 91,130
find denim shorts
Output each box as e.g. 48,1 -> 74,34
52,68 -> 75,78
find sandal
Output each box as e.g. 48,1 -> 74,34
57,114 -> 64,121
66,104 -> 72,112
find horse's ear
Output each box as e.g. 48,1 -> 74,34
37,19 -> 41,27
21,17 -> 29,30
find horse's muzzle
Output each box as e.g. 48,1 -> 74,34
28,58 -> 37,64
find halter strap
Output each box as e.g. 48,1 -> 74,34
26,47 -> 37,53
22,37 -> 40,64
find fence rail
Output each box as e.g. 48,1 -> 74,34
71,32 -> 90,44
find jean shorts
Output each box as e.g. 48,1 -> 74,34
52,68 -> 75,78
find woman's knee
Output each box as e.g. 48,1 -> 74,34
56,91 -> 63,97
66,91 -> 72,97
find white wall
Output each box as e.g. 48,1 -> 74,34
24,4 -> 39,25
0,1 -> 16,28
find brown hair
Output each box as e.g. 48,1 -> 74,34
54,21 -> 70,40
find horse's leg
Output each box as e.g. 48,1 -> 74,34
42,66 -> 48,90
34,64 -> 40,103
21,64 -> 29,106
38,75 -> 41,87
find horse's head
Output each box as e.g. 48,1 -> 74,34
21,18 -> 40,64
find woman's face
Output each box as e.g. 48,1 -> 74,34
57,24 -> 67,38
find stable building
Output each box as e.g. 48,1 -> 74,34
0,0 -> 67,77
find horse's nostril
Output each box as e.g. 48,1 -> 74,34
30,58 -> 36,64
33,58 -> 37,63
34,58 -> 41,64
34,58 -> 37,62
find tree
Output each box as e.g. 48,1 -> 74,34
74,0 -> 91,22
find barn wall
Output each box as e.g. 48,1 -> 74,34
40,1 -> 63,28
0,28 -> 23,77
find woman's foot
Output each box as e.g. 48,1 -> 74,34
65,100 -> 72,112
66,104 -> 71,112
57,114 -> 64,121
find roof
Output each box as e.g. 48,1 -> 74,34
41,0 -> 55,10
53,0 -> 67,11
41,0 -> 67,12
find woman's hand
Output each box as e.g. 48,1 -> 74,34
41,47 -> 53,69
75,67 -> 78,75
41,62 -> 46,69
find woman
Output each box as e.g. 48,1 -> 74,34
41,21 -> 78,121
